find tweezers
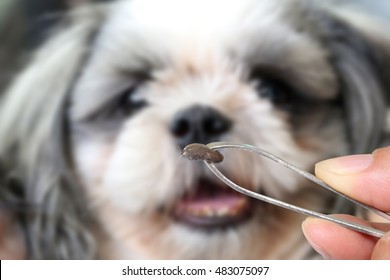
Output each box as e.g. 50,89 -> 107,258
182,142 -> 390,238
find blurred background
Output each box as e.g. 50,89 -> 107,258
0,0 -> 109,92
1,0 -> 390,93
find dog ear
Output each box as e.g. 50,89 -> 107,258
306,8 -> 390,215
314,9 -> 390,154
0,7 -> 105,259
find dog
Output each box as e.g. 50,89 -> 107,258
1,0 -> 390,259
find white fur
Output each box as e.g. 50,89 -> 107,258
70,0 -> 347,259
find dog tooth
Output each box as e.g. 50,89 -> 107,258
217,207 -> 229,217
203,207 -> 215,217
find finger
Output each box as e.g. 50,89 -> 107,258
315,146 -> 390,212
371,231 -> 390,260
302,215 -> 390,260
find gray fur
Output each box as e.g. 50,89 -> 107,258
314,11 -> 389,153
0,5 -> 105,259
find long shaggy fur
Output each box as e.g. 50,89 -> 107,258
1,0 -> 390,259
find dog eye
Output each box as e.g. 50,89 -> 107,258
256,79 -> 317,113
117,86 -> 148,115
81,84 -> 148,123
257,79 -> 294,106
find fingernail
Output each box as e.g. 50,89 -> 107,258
315,154 -> 372,175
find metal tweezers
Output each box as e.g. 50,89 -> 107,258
182,142 -> 390,238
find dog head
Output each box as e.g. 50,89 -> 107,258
1,0 -> 389,259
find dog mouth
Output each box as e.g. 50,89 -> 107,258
172,178 -> 253,228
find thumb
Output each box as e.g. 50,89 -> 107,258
315,146 -> 390,212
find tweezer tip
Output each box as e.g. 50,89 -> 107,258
181,143 -> 224,163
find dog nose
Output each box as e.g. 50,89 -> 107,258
171,105 -> 232,149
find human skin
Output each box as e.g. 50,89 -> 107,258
302,147 -> 390,260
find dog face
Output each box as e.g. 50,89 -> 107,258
69,0 -> 347,259
1,0 -> 389,259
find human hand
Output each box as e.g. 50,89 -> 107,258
302,147 -> 390,259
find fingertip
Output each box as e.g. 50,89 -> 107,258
302,216 -> 377,260
302,217 -> 331,259
314,155 -> 372,197
315,153 -> 390,211
315,155 -> 373,176
371,231 -> 390,260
